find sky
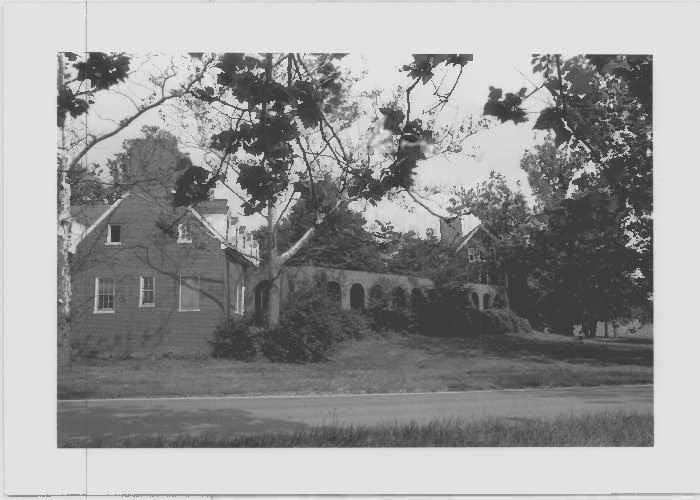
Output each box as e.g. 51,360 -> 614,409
78,52 -> 550,237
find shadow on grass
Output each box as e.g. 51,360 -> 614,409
58,402 -> 309,447
400,332 -> 653,367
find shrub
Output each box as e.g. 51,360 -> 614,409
481,308 -> 533,335
367,281 -> 412,332
414,286 -> 532,337
210,317 -> 258,360
259,277 -> 369,363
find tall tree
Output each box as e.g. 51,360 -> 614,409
451,171 -> 533,243
177,52 -> 477,327
477,55 -> 652,333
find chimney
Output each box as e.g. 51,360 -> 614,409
440,217 -> 463,247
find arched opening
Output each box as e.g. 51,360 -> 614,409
410,288 -> 426,310
471,292 -> 480,309
392,287 -> 408,309
483,294 -> 492,309
254,280 -> 270,324
327,281 -> 341,304
350,283 -> 366,310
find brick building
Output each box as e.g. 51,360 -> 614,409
439,216 -> 509,310
67,191 -> 507,358
69,190 -> 256,358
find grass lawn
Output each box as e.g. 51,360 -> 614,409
59,331 -> 652,400
60,411 -> 653,447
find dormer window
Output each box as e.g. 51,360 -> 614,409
106,224 -> 121,245
177,223 -> 192,243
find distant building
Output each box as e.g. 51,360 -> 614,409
439,216 -> 509,310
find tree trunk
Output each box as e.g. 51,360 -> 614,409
266,200 -> 281,327
57,53 -> 72,366
58,170 -> 73,366
260,52 -> 282,328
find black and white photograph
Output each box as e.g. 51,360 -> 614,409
54,51 -> 653,448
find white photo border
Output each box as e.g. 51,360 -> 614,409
3,1 -> 699,495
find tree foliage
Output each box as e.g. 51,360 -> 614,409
57,52 -> 130,127
476,55 -> 653,332
255,187 -> 386,272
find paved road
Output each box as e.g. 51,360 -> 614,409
58,385 -> 652,442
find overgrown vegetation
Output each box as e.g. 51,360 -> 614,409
210,318 -> 258,361
212,276 -> 369,363
60,411 -> 652,447
413,285 -> 531,337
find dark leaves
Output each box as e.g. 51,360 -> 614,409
237,162 -> 290,215
58,52 -> 131,127
173,165 -> 219,207
289,81 -> 322,128
401,54 -> 472,84
533,107 -> 572,147
74,52 -> 130,90
57,87 -> 89,127
483,86 -> 528,124
447,54 -> 473,67
379,107 -> 405,135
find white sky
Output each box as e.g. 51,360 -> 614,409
79,52 -> 550,237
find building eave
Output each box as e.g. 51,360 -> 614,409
454,224 -> 501,253
70,192 -> 131,253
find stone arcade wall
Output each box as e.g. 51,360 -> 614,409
247,265 -> 435,314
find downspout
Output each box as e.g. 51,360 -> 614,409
224,216 -> 231,322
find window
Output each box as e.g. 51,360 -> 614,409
467,247 -> 480,262
139,276 -> 155,307
94,278 -> 115,313
106,224 -> 121,245
179,275 -> 200,311
177,223 -> 192,243
233,283 -> 245,315
488,246 -> 497,258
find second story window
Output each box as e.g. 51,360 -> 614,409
467,247 -> 480,263
106,224 -> 121,245
177,223 -> 192,243
488,247 -> 496,258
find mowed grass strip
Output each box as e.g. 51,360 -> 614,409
59,331 -> 653,400
60,411 -> 653,447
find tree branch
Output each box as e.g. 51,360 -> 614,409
405,188 -> 455,221
278,226 -> 315,266
67,56 -> 213,171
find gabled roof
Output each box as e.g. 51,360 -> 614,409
71,193 -> 130,250
71,192 -> 257,267
454,223 -> 501,254
69,203 -> 113,227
